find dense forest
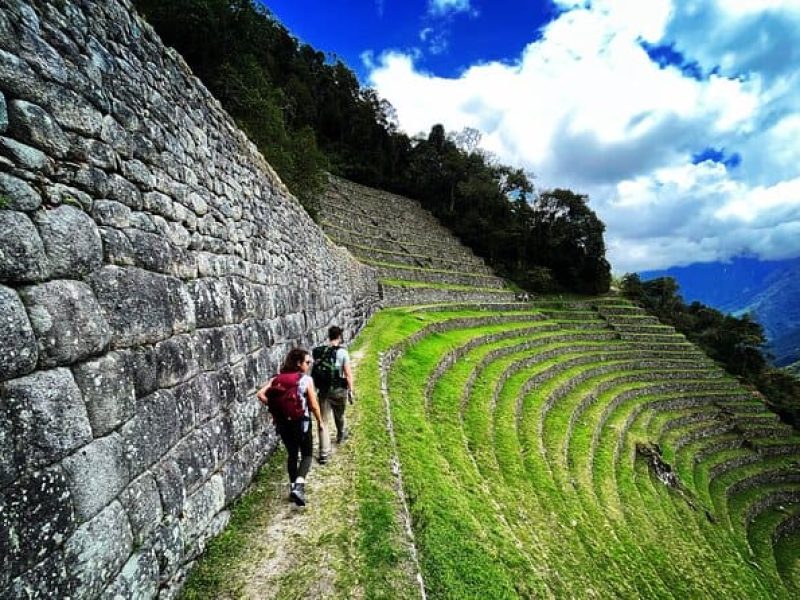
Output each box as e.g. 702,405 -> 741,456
621,274 -> 800,428
133,0 -> 611,294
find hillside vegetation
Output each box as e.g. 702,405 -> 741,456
133,0 -> 611,295
182,176 -> 800,599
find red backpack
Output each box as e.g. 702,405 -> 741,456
265,372 -> 306,421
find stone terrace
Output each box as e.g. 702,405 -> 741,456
319,175 -> 518,306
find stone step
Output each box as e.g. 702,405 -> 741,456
597,305 -> 649,316
602,314 -> 661,326
539,310 -> 601,321
343,241 -> 495,274
322,221 -> 468,254
379,282 -> 518,307
373,263 -> 508,289
408,302 -> 536,313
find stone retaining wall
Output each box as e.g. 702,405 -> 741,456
380,284 -> 517,307
0,1 -> 378,598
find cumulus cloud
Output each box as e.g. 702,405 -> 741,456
365,0 -> 800,273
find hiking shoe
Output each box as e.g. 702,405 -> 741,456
290,482 -> 306,506
336,430 -> 349,444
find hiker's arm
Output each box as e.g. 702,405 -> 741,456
343,361 -> 355,402
256,378 -> 274,405
307,384 -> 325,427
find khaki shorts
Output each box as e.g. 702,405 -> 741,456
324,388 -> 348,406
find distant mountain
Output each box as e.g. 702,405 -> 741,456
641,257 -> 800,367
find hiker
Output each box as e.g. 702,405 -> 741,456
312,326 -> 355,464
257,348 -> 325,506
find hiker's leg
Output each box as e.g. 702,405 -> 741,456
318,395 -> 332,460
298,425 -> 313,479
279,422 -> 300,483
330,389 -> 347,438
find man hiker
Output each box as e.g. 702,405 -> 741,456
312,325 -> 355,464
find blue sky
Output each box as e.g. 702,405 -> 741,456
259,0 -> 800,273
261,1 -> 560,80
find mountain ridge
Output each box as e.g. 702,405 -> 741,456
641,256 -> 800,366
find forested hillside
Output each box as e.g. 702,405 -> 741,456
133,0 -> 611,294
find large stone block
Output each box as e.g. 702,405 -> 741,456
101,547 -> 159,600
128,345 -> 158,398
5,550 -> 77,600
100,114 -> 132,157
20,279 -> 111,367
152,459 -> 186,519
153,516 -> 183,586
222,440 -> 258,503
7,99 -> 69,157
187,277 -> 233,328
193,327 -> 227,371
124,227 -> 175,274
99,226 -> 137,266
222,324 -> 247,365
64,500 -> 133,599
0,45 -> 47,104
154,334 -> 199,388
0,368 -> 92,481
0,211 -> 49,283
0,135 -> 52,172
121,389 -> 180,476
43,183 -> 93,212
0,171 -> 42,211
180,473 -> 225,547
66,133 -> 118,170
72,351 -> 135,437
33,205 -> 103,278
44,86 -> 104,137
119,472 -> 163,548
93,199 -> 132,228
0,466 -> 76,584
0,285 -> 38,381
105,173 -> 142,210
62,433 -> 130,523
191,371 -> 223,423
89,266 -> 177,348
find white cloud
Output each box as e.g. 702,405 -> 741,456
419,26 -> 449,55
428,0 -> 473,17
365,0 -> 800,273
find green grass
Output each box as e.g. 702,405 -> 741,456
180,450 -> 286,599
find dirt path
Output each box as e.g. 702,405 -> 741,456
227,352 -> 367,600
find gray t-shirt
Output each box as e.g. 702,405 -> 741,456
333,346 -> 350,379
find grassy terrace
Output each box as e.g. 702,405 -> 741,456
347,298 -> 800,599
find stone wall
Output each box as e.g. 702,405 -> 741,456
0,1 -> 378,598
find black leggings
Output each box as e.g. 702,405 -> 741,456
278,419 -> 313,483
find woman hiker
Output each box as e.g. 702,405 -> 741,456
257,348 -> 325,506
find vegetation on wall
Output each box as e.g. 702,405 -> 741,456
621,273 -> 800,428
133,0 -> 611,294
